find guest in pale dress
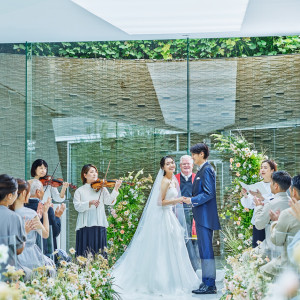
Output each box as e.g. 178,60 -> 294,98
12,178 -> 55,270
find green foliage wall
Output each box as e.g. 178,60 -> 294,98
7,36 -> 300,60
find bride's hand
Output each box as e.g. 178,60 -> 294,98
176,197 -> 184,204
182,197 -> 192,204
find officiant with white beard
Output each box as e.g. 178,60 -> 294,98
240,160 -> 277,248
175,155 -> 200,270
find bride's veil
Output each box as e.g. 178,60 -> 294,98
113,169 -> 164,269
113,169 -> 188,271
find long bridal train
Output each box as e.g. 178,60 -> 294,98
112,170 -> 199,297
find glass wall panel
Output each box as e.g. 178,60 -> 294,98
26,44 -> 187,249
1,40 -> 299,255
0,43 -> 26,177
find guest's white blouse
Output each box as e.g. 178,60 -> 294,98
73,183 -> 118,231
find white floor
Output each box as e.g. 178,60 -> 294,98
119,269 -> 225,300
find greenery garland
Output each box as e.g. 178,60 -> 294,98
6,36 -> 300,59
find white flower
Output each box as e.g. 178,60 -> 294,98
60,260 -> 68,267
238,233 -> 244,239
67,292 -> 72,298
31,279 -> 39,285
5,265 -> 15,273
252,174 -> 257,178
237,245 -> 243,250
69,247 -> 76,255
48,278 -> 55,287
0,244 -> 9,264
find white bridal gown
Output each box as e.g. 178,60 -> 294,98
112,173 -> 199,298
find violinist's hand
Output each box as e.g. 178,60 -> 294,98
114,180 -> 122,191
183,197 -> 192,204
62,182 -> 69,188
55,203 -> 66,218
89,200 -> 100,208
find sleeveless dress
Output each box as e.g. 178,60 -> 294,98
112,186 -> 199,298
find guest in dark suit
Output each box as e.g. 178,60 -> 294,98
25,179 -> 62,256
183,143 -> 221,295
175,155 -> 200,270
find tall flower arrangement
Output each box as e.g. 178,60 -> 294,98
211,133 -> 266,239
106,170 -> 152,264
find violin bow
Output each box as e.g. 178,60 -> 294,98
97,160 -> 111,201
44,162 -> 60,193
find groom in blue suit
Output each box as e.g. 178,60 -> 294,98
184,143 -> 221,294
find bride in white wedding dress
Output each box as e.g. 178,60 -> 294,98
112,156 -> 199,298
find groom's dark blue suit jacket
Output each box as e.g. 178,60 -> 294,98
192,162 -> 221,230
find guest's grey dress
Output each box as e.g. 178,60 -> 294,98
15,207 -> 55,269
0,205 -> 26,267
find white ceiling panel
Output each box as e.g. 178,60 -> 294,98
0,0 -> 300,43
71,0 -> 249,34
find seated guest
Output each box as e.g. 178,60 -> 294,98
261,175 -> 300,275
254,171 -> 291,231
25,179 -> 62,256
285,176 -> 300,265
13,179 -> 55,269
0,174 -> 29,277
241,160 -> 277,247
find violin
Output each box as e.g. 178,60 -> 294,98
91,179 -> 134,192
40,176 -> 77,190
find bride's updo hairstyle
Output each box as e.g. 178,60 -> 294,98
160,156 -> 175,176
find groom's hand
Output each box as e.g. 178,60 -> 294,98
183,197 -> 192,204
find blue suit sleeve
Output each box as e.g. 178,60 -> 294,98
191,167 -> 215,207
48,207 -> 61,238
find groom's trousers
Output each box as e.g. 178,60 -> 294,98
195,224 -> 216,287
